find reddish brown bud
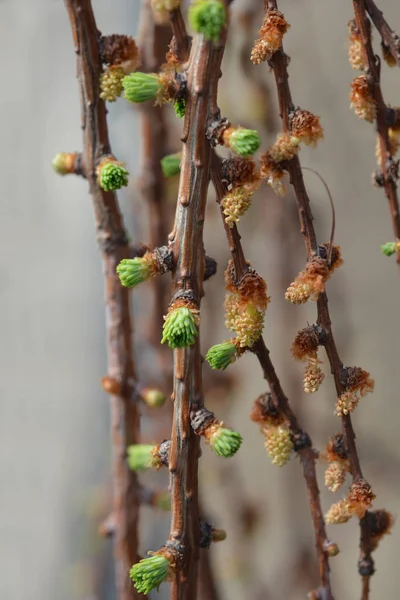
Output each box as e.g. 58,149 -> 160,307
101,376 -> 122,396
250,392 -> 284,427
348,478 -> 375,518
290,109 -> 324,147
342,366 -> 374,397
368,509 -> 394,551
291,325 -> 321,361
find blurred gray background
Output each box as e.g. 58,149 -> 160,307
1,1 -> 399,599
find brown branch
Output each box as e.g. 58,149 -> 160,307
352,0 -> 400,268
211,160 -> 334,600
388,106 -> 400,128
63,2 -> 141,599
264,0 -> 376,593
364,0 -> 400,67
169,6 -> 191,61
167,31 -> 227,600
198,549 -> 220,600
138,0 -> 172,352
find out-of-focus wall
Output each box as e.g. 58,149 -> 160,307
1,1 -> 399,599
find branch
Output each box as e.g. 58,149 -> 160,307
352,0 -> 400,268
264,0 -> 376,593
169,6 -> 191,61
167,31 -> 228,600
364,0 -> 400,67
138,0 -> 172,352
211,160 -> 334,600
63,2 -> 141,599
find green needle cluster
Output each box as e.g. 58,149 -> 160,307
174,98 -> 186,118
116,257 -> 151,288
381,242 -> 398,256
99,161 -> 129,191
189,0 -> 226,42
210,427 -> 242,457
123,72 -> 161,104
228,128 -> 261,157
206,341 -> 237,370
127,444 -> 157,471
130,554 -> 171,594
161,152 -> 181,177
161,307 -> 198,349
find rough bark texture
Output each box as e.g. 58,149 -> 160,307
167,32 -> 226,600
64,2 -> 141,599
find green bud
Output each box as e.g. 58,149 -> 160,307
161,307 -> 198,349
206,341 -> 237,370
381,241 -> 397,256
228,128 -> 261,157
130,554 -> 171,594
189,0 -> 226,42
174,98 -> 186,118
210,427 -> 242,457
154,490 -> 171,511
52,152 -> 75,175
116,257 -> 151,288
123,72 -> 161,104
98,161 -> 129,191
141,388 -> 167,408
161,153 -> 181,177
212,528 -> 227,542
127,444 -> 157,471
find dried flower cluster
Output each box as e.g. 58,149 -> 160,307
224,265 -> 270,348
290,110 -> 324,147
325,479 -> 375,524
220,157 -> 261,226
285,247 -> 343,304
291,325 -> 321,361
99,35 -> 140,101
260,111 -> 323,196
303,357 -> 324,394
336,367 -> 374,416
250,394 -> 292,466
263,425 -> 294,466
348,19 -> 364,70
350,75 -> 375,122
325,462 -> 346,493
320,434 -> 351,493
221,181 -> 261,226
259,150 -> 287,196
251,10 -> 290,64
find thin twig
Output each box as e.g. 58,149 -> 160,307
211,160 -> 334,600
301,167 -> 336,266
364,0 -> 400,67
137,1 -> 172,356
264,0 -> 376,593
352,0 -> 400,267
63,2 -> 141,599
